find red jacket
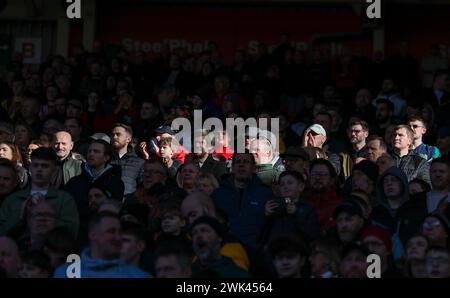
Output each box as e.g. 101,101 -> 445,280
307,189 -> 342,234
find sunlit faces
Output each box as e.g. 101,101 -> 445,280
53,132 -> 73,160
111,126 -> 131,150
408,120 -> 427,141
0,143 -> 13,160
347,124 -> 368,145
393,127 -> 412,151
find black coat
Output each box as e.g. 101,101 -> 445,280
64,163 -> 124,216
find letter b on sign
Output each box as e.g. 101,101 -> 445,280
366,0 -> 381,19
366,254 -> 381,278
66,254 -> 81,278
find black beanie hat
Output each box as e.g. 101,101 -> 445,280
190,216 -> 225,239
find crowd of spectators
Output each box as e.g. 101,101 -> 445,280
0,37 -> 449,278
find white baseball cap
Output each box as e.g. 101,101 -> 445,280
308,124 -> 327,137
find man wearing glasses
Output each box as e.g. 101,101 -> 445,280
408,114 -> 441,161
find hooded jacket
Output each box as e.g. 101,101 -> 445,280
370,166 -> 427,244
212,174 -> 272,249
54,249 -> 150,278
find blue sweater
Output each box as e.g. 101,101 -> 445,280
212,175 -> 272,249
54,249 -> 151,278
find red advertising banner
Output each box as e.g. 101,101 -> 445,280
94,4 -> 372,62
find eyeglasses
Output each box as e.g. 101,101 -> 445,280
422,220 -> 442,230
310,172 -> 330,178
426,256 -> 449,264
348,129 -> 362,134
410,125 -> 423,129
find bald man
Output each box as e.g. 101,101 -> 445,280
181,191 -> 218,225
52,131 -> 82,188
0,237 -> 21,277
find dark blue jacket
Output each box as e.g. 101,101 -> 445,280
212,174 -> 272,249
64,163 -> 124,215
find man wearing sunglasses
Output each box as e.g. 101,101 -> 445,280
408,114 -> 440,161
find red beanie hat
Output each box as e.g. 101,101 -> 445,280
361,225 -> 392,252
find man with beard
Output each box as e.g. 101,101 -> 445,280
110,123 -> 145,196
54,212 -> 150,278
190,216 -> 249,278
426,157 -> 450,213
52,131 -> 82,189
331,200 -> 366,246
184,130 -> 227,181
372,99 -> 395,139
306,159 -> 342,233
339,119 -> 369,180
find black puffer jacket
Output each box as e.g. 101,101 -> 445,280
392,150 -> 430,185
110,150 -> 145,195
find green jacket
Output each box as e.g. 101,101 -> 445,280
52,156 -> 82,188
255,164 -> 281,187
0,188 -> 79,237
